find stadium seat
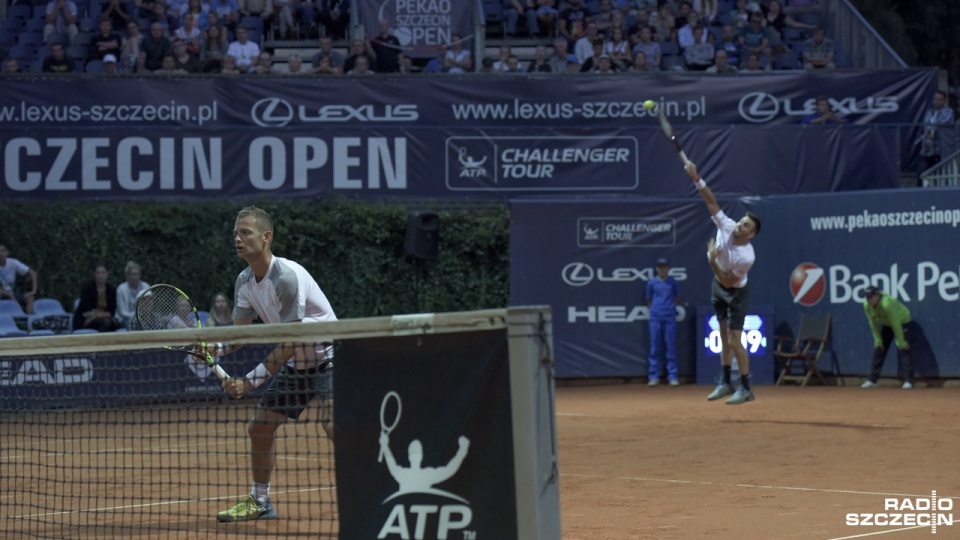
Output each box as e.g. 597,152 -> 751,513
0,315 -> 27,337
85,59 -> 104,73
659,40 -> 679,56
72,328 -> 98,334
240,16 -> 264,34
0,300 -> 26,318
79,16 -> 100,33
73,31 -> 94,47
47,32 -> 71,46
1,17 -> 23,33
33,5 -> 49,20
24,18 -> 46,33
28,329 -> 56,336
0,30 -> 17,48
34,298 -> 69,317
5,5 -> 33,23
773,52 -> 800,70
198,310 -> 210,326
29,58 -> 43,73
774,314 -> 832,386
8,44 -> 35,62
18,31 -> 43,48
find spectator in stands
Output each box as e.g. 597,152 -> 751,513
504,0 -> 538,38
346,54 -> 374,75
784,0 -> 821,15
631,26 -> 661,68
272,0 -> 295,38
801,95 -> 844,125
479,56 -> 495,74
139,22 -> 173,72
649,2 -> 675,42
860,286 -> 914,390
705,48 -> 737,72
626,8 -> 651,40
445,34 -> 472,73
500,54 -> 525,73
368,20 -> 401,73
630,50 -> 656,72
693,0 -> 719,26
171,38 -> 201,71
398,54 -> 413,74
726,0 -> 752,28
738,51 -> 768,73
239,0 -> 273,27
44,0 -> 80,45
201,21 -> 228,67
101,0 -> 133,34
342,37 -> 372,74
134,0 -> 158,19
208,0 -> 240,29
148,2 -> 179,33
565,55 -> 580,74
579,38 -> 605,72
675,1 -> 693,28
226,25 -> 261,72
115,261 -> 150,330
206,292 -> 234,327
763,0 -> 815,42
801,27 -> 834,69
547,37 -> 569,73
592,53 -> 616,74
166,0 -> 189,18
315,0 -> 348,40
250,50 -> 272,73
423,44 -> 449,74
154,53 -> 187,74
72,262 -> 121,332
2,58 -> 22,74
603,26 -> 631,70
737,10 -> 770,64
312,53 -> 337,74
558,0 -> 591,46
273,53 -> 310,73
175,12 -> 203,54
593,0 -> 614,35
533,0 -> 558,38
0,244 -> 37,315
677,10 -> 707,49
574,20 -> 599,66
715,23 -> 741,66
916,90 -> 956,180
683,24 -> 714,70
609,9 -> 626,34
121,21 -> 143,72
102,53 -> 120,74
219,53 -> 241,73
308,36 -> 341,71
527,44 -> 552,72
90,17 -> 122,61
492,44 -> 512,72
42,43 -> 76,73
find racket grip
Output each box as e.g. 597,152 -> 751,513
377,447 -> 384,463
679,150 -> 691,166
213,364 -> 229,381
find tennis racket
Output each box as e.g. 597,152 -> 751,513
654,104 -> 692,167
135,284 -> 230,381
378,391 -> 402,463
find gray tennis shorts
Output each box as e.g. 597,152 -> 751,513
260,363 -> 333,420
711,279 -> 751,331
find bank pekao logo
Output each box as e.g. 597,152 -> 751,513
846,491 -> 954,534
789,262 -> 826,306
457,147 -> 488,179
377,391 -> 473,540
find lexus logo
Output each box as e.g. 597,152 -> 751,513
789,262 -> 826,306
738,92 -> 780,123
251,97 -> 295,127
562,262 -> 594,286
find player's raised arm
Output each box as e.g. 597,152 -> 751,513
684,161 -> 721,217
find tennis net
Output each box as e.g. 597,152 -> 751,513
0,308 -> 560,540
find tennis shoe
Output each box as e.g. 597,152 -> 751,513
860,380 -> 878,389
668,380 -> 680,387
706,383 -> 734,401
902,381 -> 913,390
725,387 -> 755,405
217,495 -> 277,522
648,378 -> 660,387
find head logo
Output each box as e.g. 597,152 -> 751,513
377,392 -> 474,539
250,97 -> 295,127
562,262 -> 595,286
738,92 -> 780,123
789,262 -> 826,306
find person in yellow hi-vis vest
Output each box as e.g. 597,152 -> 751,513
860,286 -> 915,390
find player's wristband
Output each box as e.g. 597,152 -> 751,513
694,177 -> 706,190
246,364 -> 271,389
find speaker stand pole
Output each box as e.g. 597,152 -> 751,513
413,258 -> 422,313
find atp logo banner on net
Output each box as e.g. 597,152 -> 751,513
334,331 -> 518,540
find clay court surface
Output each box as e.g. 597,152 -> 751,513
3,383 -> 958,539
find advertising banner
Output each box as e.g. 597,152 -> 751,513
355,0 -> 474,58
334,330 -> 518,540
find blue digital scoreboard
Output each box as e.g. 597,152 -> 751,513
696,305 -> 775,386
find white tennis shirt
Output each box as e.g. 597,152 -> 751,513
234,256 -> 338,368
711,210 -> 755,289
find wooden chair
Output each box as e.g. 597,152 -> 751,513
774,314 -> 831,386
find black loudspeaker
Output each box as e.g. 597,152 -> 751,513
404,211 -> 440,260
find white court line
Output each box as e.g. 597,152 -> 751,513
4,485 -> 336,520
557,413 -> 627,419
827,518 -> 960,539
563,473 -> 960,501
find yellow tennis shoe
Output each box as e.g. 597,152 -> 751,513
217,495 -> 277,522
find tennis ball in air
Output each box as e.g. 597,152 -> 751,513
643,100 -> 656,110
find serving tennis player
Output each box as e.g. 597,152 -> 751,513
684,161 -> 761,405
216,206 -> 338,522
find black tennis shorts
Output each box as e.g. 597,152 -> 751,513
711,279 -> 751,331
260,363 -> 333,420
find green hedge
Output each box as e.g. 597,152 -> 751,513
0,199 -> 510,318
